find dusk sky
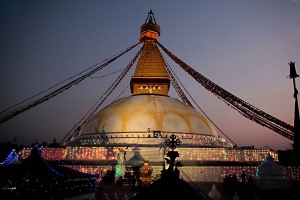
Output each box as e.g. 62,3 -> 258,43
0,0 -> 300,150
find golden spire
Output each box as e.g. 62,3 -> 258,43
130,10 -> 170,96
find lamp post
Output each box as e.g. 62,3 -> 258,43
165,134 -> 181,171
289,61 -> 300,165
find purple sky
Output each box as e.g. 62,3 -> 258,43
0,0 -> 300,150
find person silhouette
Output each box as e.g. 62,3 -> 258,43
240,171 -> 247,184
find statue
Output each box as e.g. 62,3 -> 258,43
115,148 -> 126,185
208,184 -> 221,200
139,160 -> 153,187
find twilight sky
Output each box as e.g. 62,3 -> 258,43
0,0 -> 299,150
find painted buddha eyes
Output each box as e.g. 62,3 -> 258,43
139,85 -> 162,89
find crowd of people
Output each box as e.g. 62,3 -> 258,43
222,171 -> 255,199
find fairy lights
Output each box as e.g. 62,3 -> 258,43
17,146 -> 300,181
19,147 -> 277,162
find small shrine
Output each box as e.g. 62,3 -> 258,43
254,153 -> 293,189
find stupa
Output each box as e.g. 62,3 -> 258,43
18,10 -> 282,184
65,10 -> 231,174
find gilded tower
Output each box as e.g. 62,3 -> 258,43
130,10 -> 170,96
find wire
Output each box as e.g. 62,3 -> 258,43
157,41 -> 294,141
0,50 -> 131,115
61,46 -> 143,145
168,63 -> 237,146
0,42 -> 140,124
89,69 -> 123,78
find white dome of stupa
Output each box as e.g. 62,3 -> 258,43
80,94 -> 218,137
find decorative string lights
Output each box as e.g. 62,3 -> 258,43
17,146 -> 300,181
